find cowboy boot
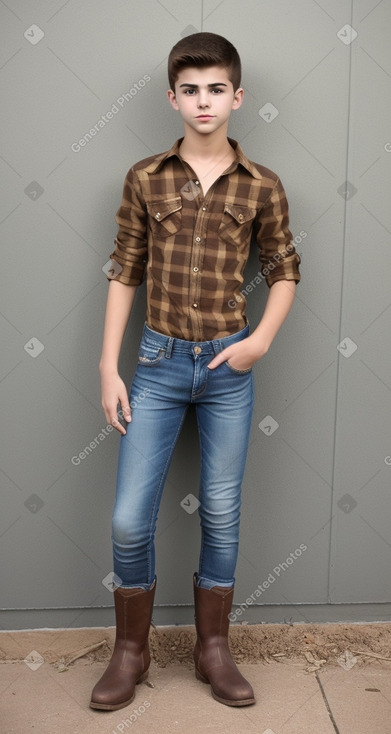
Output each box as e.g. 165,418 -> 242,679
90,578 -> 156,710
193,573 -> 255,706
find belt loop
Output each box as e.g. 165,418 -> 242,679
165,336 -> 174,358
212,338 -> 222,356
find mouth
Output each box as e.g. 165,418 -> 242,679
196,115 -> 214,119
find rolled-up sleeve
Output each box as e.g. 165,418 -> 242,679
107,167 -> 148,285
255,177 -> 301,287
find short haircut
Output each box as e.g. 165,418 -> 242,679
168,32 -> 241,92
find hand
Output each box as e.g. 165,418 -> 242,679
207,335 -> 269,371
100,369 -> 132,434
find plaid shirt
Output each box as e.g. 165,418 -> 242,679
107,137 -> 301,341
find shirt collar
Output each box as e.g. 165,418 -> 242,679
143,137 -> 263,179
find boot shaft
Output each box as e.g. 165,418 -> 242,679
193,573 -> 233,639
114,580 -> 156,642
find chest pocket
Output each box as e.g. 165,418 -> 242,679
218,202 -> 257,247
146,197 -> 182,238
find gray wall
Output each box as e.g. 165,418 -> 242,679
1,0 -> 390,630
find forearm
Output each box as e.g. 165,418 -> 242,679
208,279 -> 297,371
99,280 -> 138,373
250,279 -> 296,351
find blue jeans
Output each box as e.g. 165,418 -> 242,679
111,323 -> 254,590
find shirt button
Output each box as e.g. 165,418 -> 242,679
192,303 -> 198,308
238,213 -> 244,222
193,267 -> 199,272
155,212 -> 161,220
202,207 -> 206,211
195,180 -> 199,185
195,236 -> 201,243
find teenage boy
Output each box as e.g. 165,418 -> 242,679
90,31 -> 301,712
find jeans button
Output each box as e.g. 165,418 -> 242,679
193,346 -> 202,355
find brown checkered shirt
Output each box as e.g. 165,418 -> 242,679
107,137 -> 301,341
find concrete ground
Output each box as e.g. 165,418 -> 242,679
1,655 -> 391,734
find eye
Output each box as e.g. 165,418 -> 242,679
184,89 -> 196,95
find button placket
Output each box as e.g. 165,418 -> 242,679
188,198 -> 208,339
185,177 -> 216,342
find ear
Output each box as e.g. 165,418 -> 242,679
231,87 -> 244,111
167,89 -> 179,111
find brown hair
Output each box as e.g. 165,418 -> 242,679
168,32 -> 241,92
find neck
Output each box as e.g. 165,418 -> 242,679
179,125 -> 233,161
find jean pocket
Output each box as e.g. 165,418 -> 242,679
146,197 -> 182,239
224,359 -> 253,375
138,339 -> 166,366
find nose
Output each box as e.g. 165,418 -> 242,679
198,90 -> 210,108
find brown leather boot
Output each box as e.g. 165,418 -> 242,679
90,578 -> 156,710
193,573 -> 255,706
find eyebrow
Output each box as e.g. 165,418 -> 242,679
178,82 -> 228,88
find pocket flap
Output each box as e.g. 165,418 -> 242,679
223,202 -> 256,224
147,197 -> 182,222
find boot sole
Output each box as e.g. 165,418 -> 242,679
195,669 -> 256,707
89,670 -> 148,711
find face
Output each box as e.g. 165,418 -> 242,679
167,66 -> 244,136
